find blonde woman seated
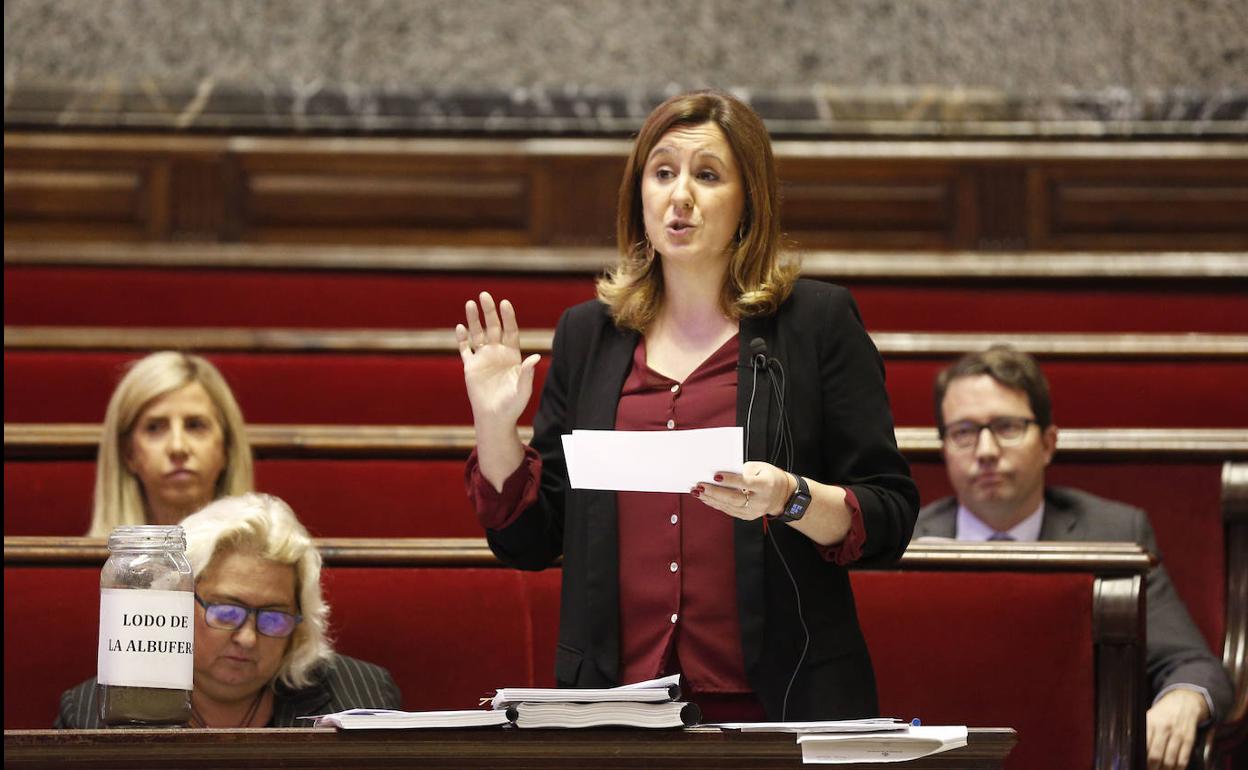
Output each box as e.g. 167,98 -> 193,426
57,493 -> 402,727
89,351 -> 253,537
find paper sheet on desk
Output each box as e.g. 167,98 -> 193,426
561,427 -> 743,493
797,726 -> 968,763
709,718 -> 908,733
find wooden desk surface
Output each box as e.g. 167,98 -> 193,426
4,726 -> 1016,769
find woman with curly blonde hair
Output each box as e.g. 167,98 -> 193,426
58,493 -> 401,727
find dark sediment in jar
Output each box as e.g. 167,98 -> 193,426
99,684 -> 191,727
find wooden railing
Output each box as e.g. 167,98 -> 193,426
6,133 -> 1247,250
6,423 -> 1247,460
6,240 -> 1248,278
7,326 -> 1248,358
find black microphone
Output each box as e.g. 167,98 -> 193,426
749,337 -> 768,369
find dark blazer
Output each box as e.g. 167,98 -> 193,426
914,486 -> 1232,720
55,654 -> 401,728
486,279 -> 919,720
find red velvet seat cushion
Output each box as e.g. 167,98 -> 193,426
258,460 -> 481,538
3,566 -> 100,728
8,265 -> 1248,333
0,561 -> 1111,770
519,569 -> 562,689
324,567 -> 557,712
910,460 -> 1226,653
2,564 -> 564,728
4,457 -> 1225,657
4,460 -> 95,536
2,351 -> 545,425
7,350 -> 1246,427
853,571 -> 1096,770
3,267 -> 597,329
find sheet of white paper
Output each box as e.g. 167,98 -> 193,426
563,428 -> 743,493
797,726 -> 968,764
615,674 -> 681,691
708,718 -> 908,733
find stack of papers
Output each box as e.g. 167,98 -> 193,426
492,674 -> 700,729
308,676 -> 697,731
510,700 -> 701,729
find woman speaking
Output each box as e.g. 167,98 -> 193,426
457,90 -> 917,722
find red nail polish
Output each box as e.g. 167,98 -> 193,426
714,474 -> 724,482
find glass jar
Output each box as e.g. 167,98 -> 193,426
97,525 -> 195,727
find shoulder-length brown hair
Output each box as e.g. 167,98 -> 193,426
597,89 -> 797,332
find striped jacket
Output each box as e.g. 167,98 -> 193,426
55,654 -> 401,728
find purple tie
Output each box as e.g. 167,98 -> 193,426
988,532 -> 1015,542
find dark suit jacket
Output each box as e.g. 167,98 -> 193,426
914,487 -> 1232,720
486,279 -> 919,720
55,654 -> 401,728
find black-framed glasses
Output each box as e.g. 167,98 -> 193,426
941,417 -> 1038,450
194,594 -> 302,638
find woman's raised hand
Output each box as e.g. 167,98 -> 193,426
456,292 -> 541,431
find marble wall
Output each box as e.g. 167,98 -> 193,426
5,0 -> 1246,135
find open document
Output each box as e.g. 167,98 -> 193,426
708,718 -> 909,733
491,674 -> 681,710
561,428 -> 743,492
797,726 -> 968,763
305,708 -> 513,729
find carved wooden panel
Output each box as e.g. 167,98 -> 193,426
3,166 -> 150,240
1030,162 -> 1248,250
531,154 -> 621,247
777,159 -> 960,250
236,152 -> 533,245
5,133 -> 1247,250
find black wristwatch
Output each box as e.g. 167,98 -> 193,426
773,474 -> 811,523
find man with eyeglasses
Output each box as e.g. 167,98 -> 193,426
912,345 -> 1230,770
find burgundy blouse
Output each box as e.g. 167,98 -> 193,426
466,334 -> 866,711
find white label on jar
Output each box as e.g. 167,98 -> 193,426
97,588 -> 194,690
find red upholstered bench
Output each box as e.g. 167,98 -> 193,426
2,350 -> 542,426
1,559 -> 560,728
3,445 -> 1229,664
323,567 -> 561,711
3,267 -> 597,330
6,348 -> 1248,427
2,540 -> 1149,770
852,570 -> 1097,770
4,457 -> 483,539
2,563 -> 98,730
7,262 -> 1248,333
910,460 -> 1229,656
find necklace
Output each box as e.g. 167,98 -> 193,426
189,689 -> 266,728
